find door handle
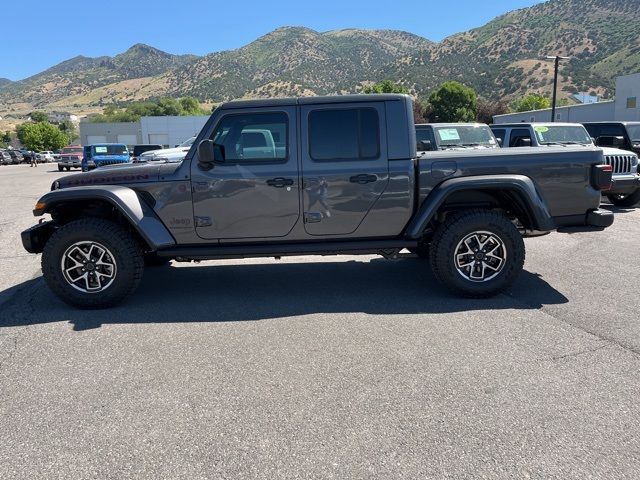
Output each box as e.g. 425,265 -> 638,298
266,177 -> 294,188
349,174 -> 377,184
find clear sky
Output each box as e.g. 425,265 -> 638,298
1,0 -> 545,81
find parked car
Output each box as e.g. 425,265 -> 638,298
37,151 -> 55,163
81,144 -> 130,171
57,145 -> 84,171
583,122 -> 640,159
131,144 -> 163,163
137,136 -> 195,163
0,151 -> 11,165
415,123 -> 499,152
22,94 -> 614,308
7,150 -> 23,164
491,123 -> 640,207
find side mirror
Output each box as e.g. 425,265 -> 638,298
417,140 -> 432,151
198,140 -> 224,169
496,137 -> 503,147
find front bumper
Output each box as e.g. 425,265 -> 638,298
607,175 -> 640,195
21,221 -> 56,254
586,208 -> 614,228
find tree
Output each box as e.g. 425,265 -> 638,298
413,99 -> 431,123
180,96 -> 206,115
511,93 -> 551,113
476,99 -> 509,124
90,97 -> 208,123
0,130 -> 11,147
17,122 -> 69,151
29,111 -> 48,123
58,120 -> 78,142
362,80 -> 408,94
427,81 -> 478,122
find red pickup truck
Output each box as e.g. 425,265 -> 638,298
57,145 -> 84,171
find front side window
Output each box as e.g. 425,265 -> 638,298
211,113 -> 288,162
309,108 -> 380,161
625,125 -> 640,141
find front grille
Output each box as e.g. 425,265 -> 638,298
604,155 -> 637,175
96,160 -> 126,166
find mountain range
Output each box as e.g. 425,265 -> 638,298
0,0 -> 638,116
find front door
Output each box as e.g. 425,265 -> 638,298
191,108 -> 300,240
300,102 -> 389,236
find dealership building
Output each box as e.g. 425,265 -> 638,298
79,115 -> 209,147
494,72 -> 640,124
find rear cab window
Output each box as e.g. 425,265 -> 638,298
308,108 -> 380,161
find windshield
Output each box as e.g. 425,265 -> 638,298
433,126 -> 496,148
92,145 -> 128,155
62,147 -> 83,154
180,137 -> 196,147
626,125 -> 640,141
533,125 -> 592,145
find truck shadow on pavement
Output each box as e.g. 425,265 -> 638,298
0,257 -> 568,331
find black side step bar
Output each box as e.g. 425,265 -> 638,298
156,239 -> 417,260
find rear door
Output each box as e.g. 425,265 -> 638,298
300,102 -> 389,236
191,107 -> 300,240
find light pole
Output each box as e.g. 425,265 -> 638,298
546,55 -> 569,122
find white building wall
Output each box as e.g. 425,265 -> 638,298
614,72 -> 640,121
141,116 -> 210,147
493,101 -> 615,124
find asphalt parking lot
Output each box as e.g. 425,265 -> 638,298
1,164 -> 639,479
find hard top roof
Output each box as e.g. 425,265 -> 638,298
220,94 -> 410,110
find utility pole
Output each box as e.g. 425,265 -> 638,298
546,55 -> 569,122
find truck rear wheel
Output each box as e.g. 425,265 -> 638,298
58,165 -> 63,172
42,218 -> 144,309
429,209 -> 525,298
606,190 -> 640,207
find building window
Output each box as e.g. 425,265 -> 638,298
627,97 -> 637,109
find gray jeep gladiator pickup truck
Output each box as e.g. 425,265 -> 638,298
22,94 -> 614,309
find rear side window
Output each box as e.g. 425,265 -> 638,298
309,108 -> 380,161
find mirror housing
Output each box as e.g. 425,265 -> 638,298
495,137 -> 503,147
198,140 -> 224,169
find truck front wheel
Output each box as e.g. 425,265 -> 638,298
42,218 -> 144,309
429,209 -> 525,298
58,165 -> 63,172
606,190 -> 640,207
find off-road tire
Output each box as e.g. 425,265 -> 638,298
42,218 -> 144,309
606,190 -> 640,207
429,209 -> 525,298
58,165 -> 63,171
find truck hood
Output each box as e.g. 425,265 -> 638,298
139,145 -> 191,161
54,162 -> 180,189
599,146 -> 637,157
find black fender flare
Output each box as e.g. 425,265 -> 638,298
404,174 -> 555,239
34,186 -> 176,250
